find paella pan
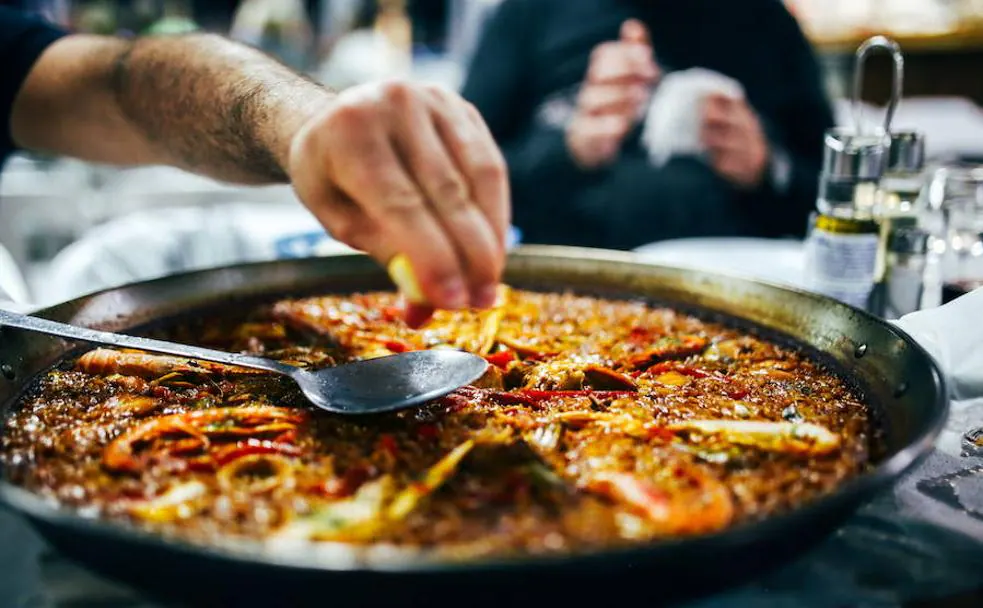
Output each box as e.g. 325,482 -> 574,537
0,246 -> 947,606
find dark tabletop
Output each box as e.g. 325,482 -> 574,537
5,448 -> 983,607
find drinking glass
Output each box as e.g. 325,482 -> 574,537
924,164 -> 983,304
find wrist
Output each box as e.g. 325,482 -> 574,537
276,87 -> 336,182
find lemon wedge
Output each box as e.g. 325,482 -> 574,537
386,253 -> 426,304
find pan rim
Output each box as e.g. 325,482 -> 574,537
0,245 -> 950,575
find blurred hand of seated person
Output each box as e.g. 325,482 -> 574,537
701,93 -> 770,190
460,0 -> 835,250
566,19 -> 659,169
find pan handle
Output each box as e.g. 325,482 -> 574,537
0,308 -> 297,376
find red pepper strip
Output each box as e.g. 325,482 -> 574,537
382,339 -> 414,353
484,349 -> 517,370
213,438 -> 302,466
164,437 -> 208,456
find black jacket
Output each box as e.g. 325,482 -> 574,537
460,0 -> 835,249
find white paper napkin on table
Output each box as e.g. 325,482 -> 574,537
894,287 -> 983,404
641,68 -> 746,168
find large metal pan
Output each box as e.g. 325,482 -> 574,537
0,246 -> 948,607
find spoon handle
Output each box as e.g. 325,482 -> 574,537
0,308 -> 296,376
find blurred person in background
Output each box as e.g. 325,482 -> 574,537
0,6 -> 510,320
460,0 -> 835,250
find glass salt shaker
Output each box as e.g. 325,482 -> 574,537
881,226 -> 929,319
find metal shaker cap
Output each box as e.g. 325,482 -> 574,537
822,127 -> 889,181
887,226 -> 929,254
887,130 -> 926,173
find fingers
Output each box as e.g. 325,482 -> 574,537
620,18 -> 650,45
701,94 -> 749,150
702,94 -> 743,128
567,114 -> 631,167
288,81 -> 511,314
326,104 -> 469,311
587,41 -> 659,85
426,86 -> 509,255
578,83 -> 649,116
386,86 -> 501,309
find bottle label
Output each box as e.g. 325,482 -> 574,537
806,226 -> 880,309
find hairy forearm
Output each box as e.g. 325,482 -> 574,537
13,34 -> 332,184
112,34 -> 331,183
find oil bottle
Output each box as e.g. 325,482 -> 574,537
804,35 -> 914,313
804,128 -> 888,310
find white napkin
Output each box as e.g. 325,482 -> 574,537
894,287 -> 983,403
640,67 -> 745,168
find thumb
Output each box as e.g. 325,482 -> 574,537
620,18 -> 650,46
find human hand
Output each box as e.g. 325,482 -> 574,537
287,80 -> 510,326
566,19 -> 660,169
700,93 -> 769,189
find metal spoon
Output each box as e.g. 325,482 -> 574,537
0,308 -> 488,415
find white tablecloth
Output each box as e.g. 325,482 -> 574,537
633,236 -> 807,289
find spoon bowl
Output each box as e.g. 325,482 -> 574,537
0,308 -> 489,415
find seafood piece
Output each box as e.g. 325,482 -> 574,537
549,411 -> 665,440
629,335 -> 708,369
704,337 -> 781,363
497,334 -> 556,359
515,360 -> 636,392
668,419 -> 840,456
77,348 -> 265,379
523,360 -> 589,390
103,406 -> 307,473
103,395 -> 161,417
583,468 -> 734,535
216,454 -> 295,494
212,438 -> 302,466
582,365 -> 638,390
104,374 -> 149,393
472,365 -> 505,390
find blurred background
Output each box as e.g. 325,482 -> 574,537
3,0 -> 983,309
